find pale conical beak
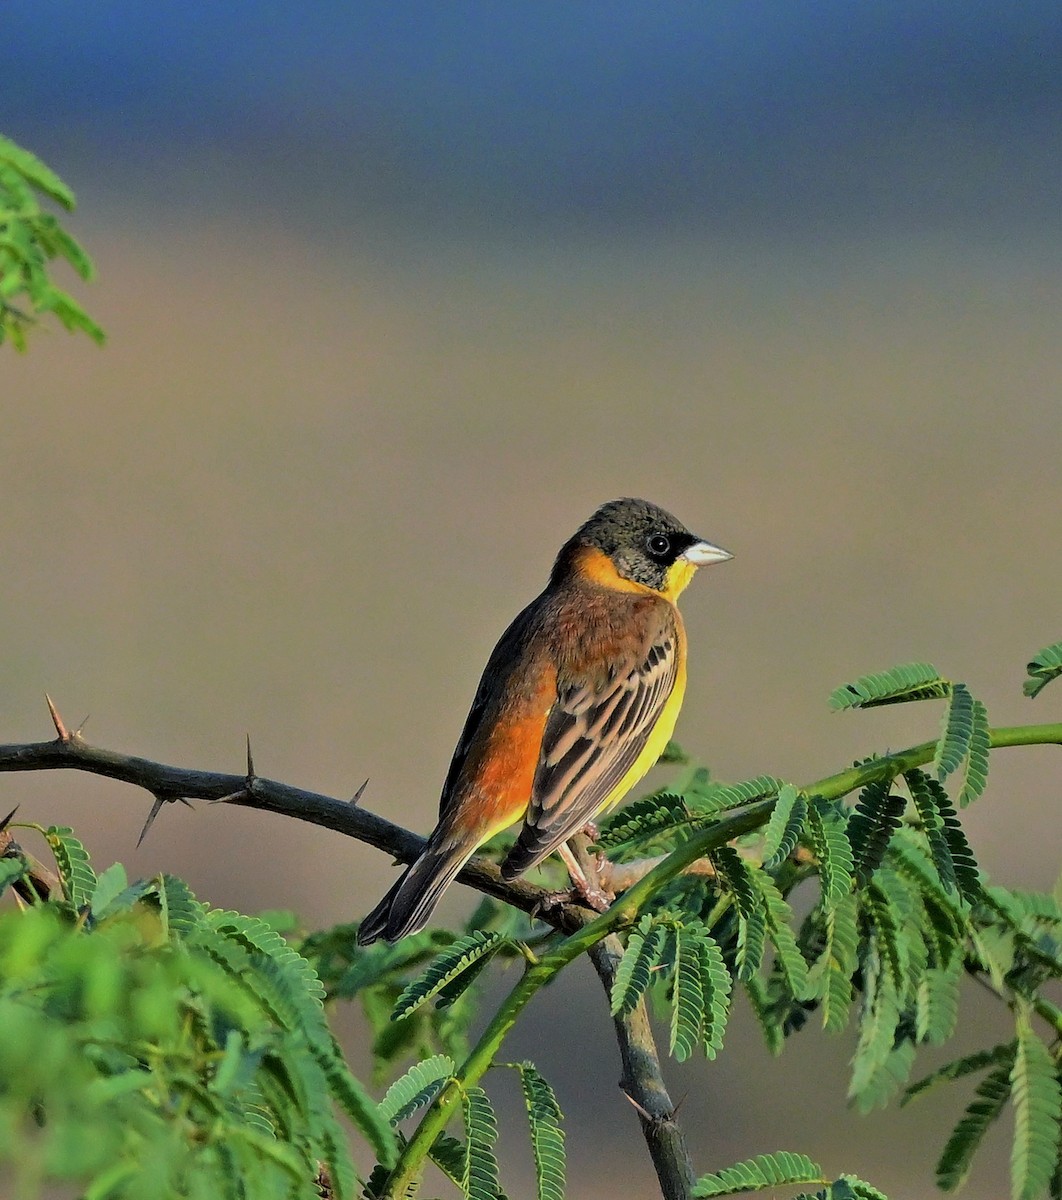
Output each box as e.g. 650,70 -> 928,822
681,539 -> 733,566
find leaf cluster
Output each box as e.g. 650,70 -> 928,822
0,826 -> 391,1200
0,133 -> 104,349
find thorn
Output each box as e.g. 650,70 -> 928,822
0,806 -> 18,833
75,714 -> 90,737
618,1086 -> 654,1123
178,798 -> 195,810
245,734 -> 256,782
45,694 -> 70,742
137,796 -> 168,848
350,778 -> 369,805
211,789 -> 249,805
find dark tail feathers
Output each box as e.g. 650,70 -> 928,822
357,842 -> 472,945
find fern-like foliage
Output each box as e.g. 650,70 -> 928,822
904,1042 -> 1017,1106
936,1051 -> 1016,1192
44,825 -> 97,909
378,1055 -> 455,1125
957,697 -> 990,807
669,921 -> 732,1061
392,931 -> 511,1021
846,780 -> 906,885
1023,638 -> 1062,699
805,798 -> 854,906
904,770 -> 981,902
596,792 -> 689,850
1010,1009 -> 1062,1200
461,1086 -> 501,1200
513,1063 -> 566,1200
693,1151 -> 825,1196
0,134 -> 104,349
934,683 -> 974,779
610,915 -> 669,1016
828,663 -> 950,710
761,785 -> 807,870
711,847 -> 766,981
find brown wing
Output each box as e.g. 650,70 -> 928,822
501,624 -> 678,879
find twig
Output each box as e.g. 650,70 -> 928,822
589,935 -> 696,1200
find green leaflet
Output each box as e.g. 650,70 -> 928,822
806,799 -> 854,906
904,1042 -> 1017,1106
378,1055 -> 455,1125
1024,638 -> 1062,699
904,770 -> 981,902
936,1053 -> 1016,1192
749,869 -> 809,1000
0,134 -> 76,207
1010,1009 -> 1062,1200
828,662 -> 950,711
514,1063 -> 566,1200
915,963 -> 961,1046
847,780 -> 906,885
761,784 -> 807,869
694,1151 -> 825,1196
710,845 -> 765,977
957,698 -> 991,807
596,792 -> 689,850
461,1086 -> 501,1200
706,775 -> 786,811
392,931 -> 510,1021
610,916 -> 668,1016
670,922 -> 731,1061
45,825 -> 97,909
934,683 -> 975,779
0,135 -> 104,350
814,892 -> 859,1033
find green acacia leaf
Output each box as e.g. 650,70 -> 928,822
806,799 -> 854,906
392,931 -> 510,1021
611,917 -> 668,1016
1024,639 -> 1062,699
847,779 -> 906,885
711,847 -> 766,981
905,1042 -> 1018,1106
694,1151 -> 824,1196
937,1053 -> 1016,1192
761,784 -> 807,869
45,825 -> 97,908
1011,1010 -> 1062,1200
0,134 -> 76,208
905,770 -> 981,902
462,1086 -> 501,1200
935,683 -> 974,780
515,1063 -> 566,1200
596,792 -> 689,850
957,698 -> 991,807
378,1054 -> 454,1125
829,663 -> 950,710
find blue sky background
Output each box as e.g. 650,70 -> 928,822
7,2 -> 1062,234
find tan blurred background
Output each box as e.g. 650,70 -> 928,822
4,5 -> 1062,1197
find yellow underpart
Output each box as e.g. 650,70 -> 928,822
598,624 -> 688,817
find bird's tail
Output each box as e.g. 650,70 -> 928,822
357,838 -> 474,945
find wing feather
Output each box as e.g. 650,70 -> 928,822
501,624 -> 678,878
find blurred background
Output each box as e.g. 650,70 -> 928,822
4,3 -> 1062,1196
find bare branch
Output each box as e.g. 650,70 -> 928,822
0,729 -> 588,931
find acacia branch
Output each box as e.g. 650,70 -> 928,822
0,706 -> 587,931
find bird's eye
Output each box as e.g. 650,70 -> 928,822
647,533 -> 671,558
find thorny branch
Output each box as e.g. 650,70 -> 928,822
0,698 -> 700,1197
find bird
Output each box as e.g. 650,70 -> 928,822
357,497 -> 731,945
